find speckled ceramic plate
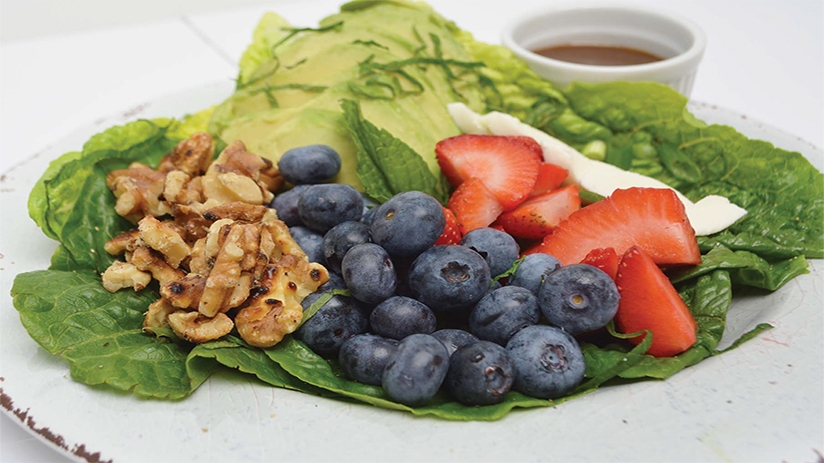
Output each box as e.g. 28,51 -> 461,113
1,81 -> 822,462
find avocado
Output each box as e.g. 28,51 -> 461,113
208,1 -> 486,191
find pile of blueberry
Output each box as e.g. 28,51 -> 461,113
272,145 -> 620,406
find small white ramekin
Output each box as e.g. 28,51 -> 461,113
501,4 -> 706,96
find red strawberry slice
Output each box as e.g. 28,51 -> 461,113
488,222 -> 507,233
526,187 -> 701,266
530,162 -> 569,197
435,206 -> 462,245
436,134 -> 540,210
510,136 -> 544,161
614,246 -> 697,357
497,185 -> 581,239
447,177 -> 504,235
580,247 -> 619,280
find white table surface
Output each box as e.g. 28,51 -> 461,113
1,0 -> 821,461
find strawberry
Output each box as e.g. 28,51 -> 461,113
447,177 -> 504,235
511,135 -> 545,161
580,247 -> 619,280
530,162 -> 569,197
526,187 -> 701,266
435,206 -> 462,245
614,246 -> 697,357
497,185 -> 581,239
488,222 -> 507,233
436,134 -> 540,210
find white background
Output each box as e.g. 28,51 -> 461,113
1,0 -> 822,461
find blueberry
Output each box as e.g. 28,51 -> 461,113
460,228 -> 520,278
289,226 -> 325,264
322,221 -> 372,273
360,193 -> 379,225
432,329 -> 479,357
278,144 -> 341,185
370,191 -> 445,258
469,286 -> 541,346
508,253 -> 562,295
408,245 -> 491,312
341,243 -> 397,305
294,294 -> 370,357
370,296 -> 437,340
298,184 -> 364,233
318,271 -> 346,291
382,334 -> 449,406
506,325 -> 585,399
361,206 -> 378,226
538,264 -> 619,335
338,334 -> 398,386
446,341 -> 515,405
270,184 -> 312,227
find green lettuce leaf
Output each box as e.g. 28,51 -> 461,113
580,270 -> 770,382
27,119 -> 183,272
188,337 -> 333,396
236,12 -> 294,86
562,81 -> 824,264
263,336 -> 571,421
11,271 -> 212,399
669,246 -> 809,291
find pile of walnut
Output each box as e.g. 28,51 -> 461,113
101,132 -> 329,348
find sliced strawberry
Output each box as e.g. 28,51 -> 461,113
527,187 -> 700,266
488,222 -> 507,233
530,162 -> 569,196
614,246 -> 697,357
497,185 -> 580,239
581,247 -> 619,280
435,206 -> 462,245
447,177 -> 504,235
436,134 -> 540,210
510,136 -> 544,161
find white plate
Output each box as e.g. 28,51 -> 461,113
1,81 -> 822,463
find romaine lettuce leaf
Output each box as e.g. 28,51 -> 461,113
236,12 -> 294,86
11,270 -> 212,399
562,81 -> 824,263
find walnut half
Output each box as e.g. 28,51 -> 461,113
168,311 -> 234,344
235,255 -> 328,348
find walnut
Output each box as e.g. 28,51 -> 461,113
104,230 -> 140,256
258,158 -> 284,193
198,222 -> 259,317
170,202 -> 212,242
129,247 -> 186,286
202,202 -> 268,223
187,237 -> 211,276
160,274 -> 206,310
168,311 -> 234,344
157,132 -> 214,176
100,133 -> 325,347
202,218 -> 234,261
261,210 -> 308,261
235,255 -> 329,348
137,216 -> 191,269
106,162 -> 171,222
203,171 -> 266,204
201,141 -> 275,205
143,298 -> 178,329
101,261 -> 151,292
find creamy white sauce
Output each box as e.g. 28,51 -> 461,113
447,103 -> 747,236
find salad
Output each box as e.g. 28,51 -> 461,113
10,0 -> 823,421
